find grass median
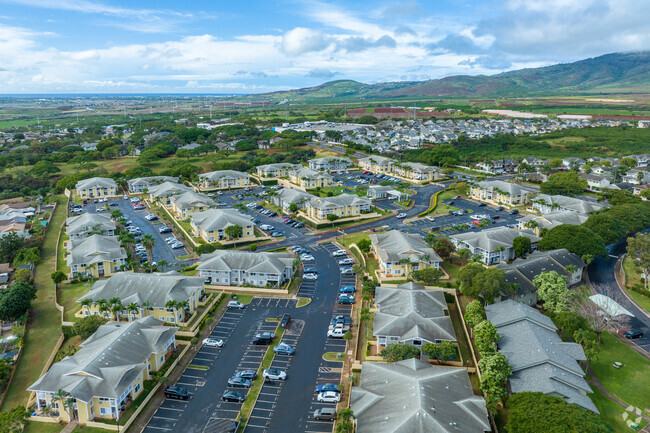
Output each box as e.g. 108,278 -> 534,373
238,325 -> 284,432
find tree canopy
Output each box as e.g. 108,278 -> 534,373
505,392 -> 613,433
0,281 -> 37,321
458,264 -> 509,304
538,224 -> 607,260
73,315 -> 109,340
533,271 -> 572,313
540,172 -> 588,196
379,343 -> 421,363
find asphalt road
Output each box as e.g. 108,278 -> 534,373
81,199 -> 189,269
588,239 -> 650,353
142,241 -> 353,433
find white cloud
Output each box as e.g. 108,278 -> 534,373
281,27 -> 330,56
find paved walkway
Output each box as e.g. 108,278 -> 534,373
59,420 -> 77,433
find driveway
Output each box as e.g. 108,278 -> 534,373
83,199 -> 189,269
588,239 -> 650,353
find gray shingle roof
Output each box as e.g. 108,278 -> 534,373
307,193 -> 371,210
127,176 -> 178,189
475,180 -> 535,196
198,170 -> 250,181
190,208 -> 252,232
275,188 -> 312,204
533,195 -> 607,214
374,282 -> 455,342
351,359 -> 490,433
197,250 -> 293,275
169,191 -> 216,210
29,317 -> 176,402
369,230 -> 442,264
289,166 -> 333,181
75,177 -> 117,190
450,227 -> 539,252
518,211 -> 588,230
148,182 -> 193,198
67,235 -> 126,267
485,300 -> 597,413
78,272 -> 203,308
66,213 -> 115,236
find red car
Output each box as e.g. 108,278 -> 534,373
133,203 -> 145,210
363,171 -> 371,175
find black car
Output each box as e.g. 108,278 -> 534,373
478,202 -> 487,207
268,212 -> 278,217
221,390 -> 246,403
158,226 -> 172,234
496,206 -> 505,211
508,209 -> 519,215
228,377 -> 252,388
252,332 -> 275,345
235,370 -> 257,380
280,314 -> 291,328
304,267 -> 318,274
624,330 -> 643,339
164,386 -> 189,400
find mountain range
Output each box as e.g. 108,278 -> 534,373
244,51 -> 650,102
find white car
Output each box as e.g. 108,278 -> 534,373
327,327 -> 346,338
263,368 -> 287,380
228,301 -> 245,309
123,195 -> 129,200
317,391 -> 341,403
165,237 -> 178,244
260,224 -> 274,231
130,197 -> 140,203
338,258 -> 354,265
332,250 -> 346,257
396,213 -> 407,219
144,214 -> 157,221
301,254 -> 315,261
171,242 -> 184,249
303,273 -> 318,280
203,338 -> 224,347
425,215 -> 435,222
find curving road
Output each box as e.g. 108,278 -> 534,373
587,239 -> 650,353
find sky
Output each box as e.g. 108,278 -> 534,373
0,0 -> 649,94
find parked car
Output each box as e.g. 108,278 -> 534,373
303,273 -> 318,280
317,391 -> 341,403
221,390 -> 246,403
293,222 -> 304,228
313,407 -> 337,421
130,197 -> 140,203
280,314 -> 291,328
165,236 -> 178,244
158,226 -> 171,234
228,377 -> 252,388
273,343 -> 295,355
396,213 -> 407,219
235,370 -> 257,380
164,386 -> 189,400
123,195 -> 129,200
144,214 -> 158,221
330,315 -> 352,326
263,368 -> 287,380
171,242 -> 184,249
332,249 -> 347,257
339,286 -> 356,293
304,267 -> 318,274
133,203 -> 146,210
271,231 -> 284,237
338,258 -> 353,266
508,209 -> 519,215
340,268 -> 354,275
328,327 -> 347,338
328,323 -> 350,332
624,329 -> 643,339
315,383 -> 340,393
478,202 -> 487,207
496,206 -> 505,211
202,338 -> 224,347
301,254 -> 315,261
338,294 -> 355,304
227,301 -> 245,309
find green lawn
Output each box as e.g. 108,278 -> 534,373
590,388 -> 648,432
58,280 -> 95,322
23,420 -> 110,433
337,232 -> 370,249
627,290 -> 650,314
622,257 -> 650,313
448,301 -> 473,367
232,294 -> 253,305
296,297 -> 311,308
1,196 -> 67,410
590,332 -> 650,410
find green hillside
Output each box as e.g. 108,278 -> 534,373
243,51 -> 650,102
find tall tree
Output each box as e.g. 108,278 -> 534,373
512,236 -> 532,258
538,224 -> 607,260
533,271 -> 572,313
474,320 -> 499,356
422,341 -> 457,364
432,238 -> 455,261
627,233 -> 650,289
464,299 -> 486,329
478,352 -> 512,404
379,344 -> 421,363
411,267 -> 445,285
540,172 -> 587,196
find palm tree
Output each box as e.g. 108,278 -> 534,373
157,259 -> 168,272
142,301 -> 152,311
524,220 -> 539,230
98,300 -> 111,319
80,298 -> 92,313
126,303 -> 140,321
142,234 -> 155,262
119,232 -> 135,248
399,258 -> 413,276
52,389 -> 74,421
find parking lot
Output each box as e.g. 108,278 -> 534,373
82,198 -> 190,269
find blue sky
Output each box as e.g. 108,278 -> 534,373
0,0 -> 648,93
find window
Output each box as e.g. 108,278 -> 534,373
100,407 -> 109,416
134,383 -> 141,394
